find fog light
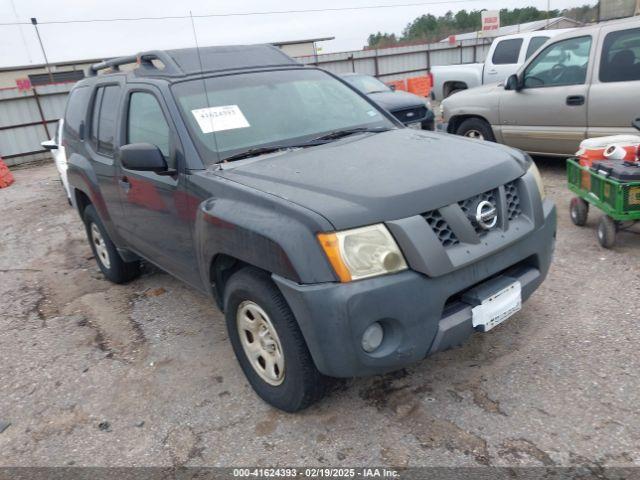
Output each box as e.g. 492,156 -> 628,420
361,322 -> 384,353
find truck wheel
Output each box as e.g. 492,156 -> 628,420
224,267 -> 327,412
570,197 -> 589,226
447,88 -> 465,98
597,216 -> 617,249
83,205 -> 141,283
421,119 -> 435,131
456,118 -> 495,142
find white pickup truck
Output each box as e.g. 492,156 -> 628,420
431,30 -> 573,100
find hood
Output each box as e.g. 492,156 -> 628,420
368,90 -> 426,112
443,82 -> 503,105
214,129 -> 529,230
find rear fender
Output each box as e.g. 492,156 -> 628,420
66,153 -> 125,246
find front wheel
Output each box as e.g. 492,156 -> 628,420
597,215 -> 617,249
456,118 -> 496,142
83,205 -> 141,283
224,267 -> 328,412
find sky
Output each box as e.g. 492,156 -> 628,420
0,0 -> 597,68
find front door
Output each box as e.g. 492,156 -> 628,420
499,35 -> 594,155
116,87 -> 199,286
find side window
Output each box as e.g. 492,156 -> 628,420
97,86 -> 121,156
89,85 -> 121,156
526,36 -> 550,60
523,36 -> 592,88
600,28 -> 640,83
63,86 -> 91,141
492,39 -> 524,65
127,92 -> 171,159
89,88 -> 104,145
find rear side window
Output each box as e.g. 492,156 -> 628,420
526,36 -> 550,59
492,39 -> 524,65
600,27 -> 640,83
127,92 -> 171,158
63,86 -> 91,140
90,85 -> 121,156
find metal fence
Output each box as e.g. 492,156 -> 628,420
297,37 -> 493,82
0,82 -> 72,166
0,38 -> 493,167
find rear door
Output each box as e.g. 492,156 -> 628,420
116,86 -> 199,285
588,24 -> 640,138
499,35 -> 594,155
483,37 -> 524,85
86,81 -> 127,227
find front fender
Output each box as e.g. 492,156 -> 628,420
193,182 -> 338,290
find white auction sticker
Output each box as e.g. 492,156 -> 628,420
192,105 -> 250,134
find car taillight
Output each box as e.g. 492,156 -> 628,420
427,71 -> 434,87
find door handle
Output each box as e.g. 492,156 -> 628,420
566,95 -> 585,106
118,176 -> 131,193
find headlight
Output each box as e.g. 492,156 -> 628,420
528,161 -> 546,200
317,224 -> 408,282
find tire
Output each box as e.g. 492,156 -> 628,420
421,119 -> 435,131
224,266 -> 328,412
447,88 -> 465,98
570,197 -> 589,226
456,118 -> 496,142
83,205 -> 141,283
597,215 -> 617,249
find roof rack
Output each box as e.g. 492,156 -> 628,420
87,50 -> 182,77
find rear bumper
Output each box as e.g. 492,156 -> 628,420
274,201 -> 556,378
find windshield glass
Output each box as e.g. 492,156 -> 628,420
343,75 -> 391,94
172,69 -> 394,163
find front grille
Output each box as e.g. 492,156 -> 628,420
393,106 -> 427,124
505,181 -> 522,220
422,180 -> 523,248
423,210 -> 459,247
459,188 -> 499,236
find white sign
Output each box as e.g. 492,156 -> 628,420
481,10 -> 500,37
192,105 -> 250,134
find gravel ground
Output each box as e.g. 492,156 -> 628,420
0,159 -> 638,469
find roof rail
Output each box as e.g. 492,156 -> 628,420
87,50 -> 183,77
87,55 -> 138,76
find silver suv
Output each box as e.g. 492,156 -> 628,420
442,16 -> 640,156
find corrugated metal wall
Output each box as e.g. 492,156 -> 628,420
0,38 -> 493,166
0,83 -> 73,166
298,38 -> 493,82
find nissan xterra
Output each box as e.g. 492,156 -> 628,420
65,45 -> 556,412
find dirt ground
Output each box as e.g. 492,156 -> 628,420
0,159 -> 638,468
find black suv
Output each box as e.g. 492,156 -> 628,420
65,45 -> 556,412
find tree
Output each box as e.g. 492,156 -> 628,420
365,4 -> 597,48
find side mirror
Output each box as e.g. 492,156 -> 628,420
120,143 -> 169,173
505,74 -> 521,92
41,139 -> 58,150
389,84 -> 397,91
633,117 -> 640,132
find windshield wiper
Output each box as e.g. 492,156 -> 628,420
308,126 -> 391,143
218,127 -> 391,163
219,146 -> 297,163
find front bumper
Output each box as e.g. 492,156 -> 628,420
274,201 -> 556,378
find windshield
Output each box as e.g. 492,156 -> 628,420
172,69 -> 394,164
343,75 -> 391,94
